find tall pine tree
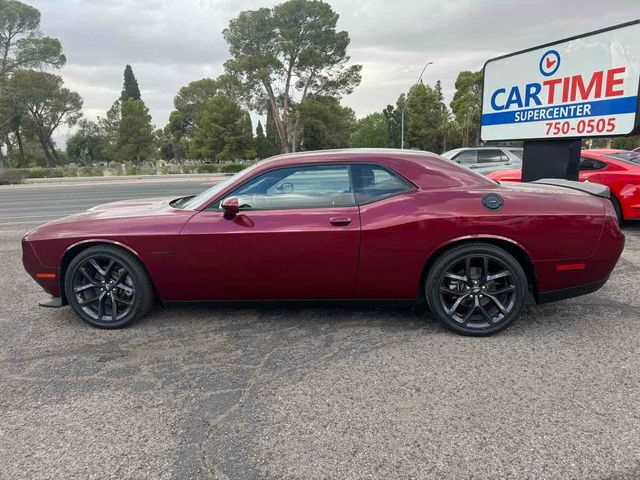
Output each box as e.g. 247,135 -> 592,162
121,65 -> 141,101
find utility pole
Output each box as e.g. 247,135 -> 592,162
401,61 -> 433,149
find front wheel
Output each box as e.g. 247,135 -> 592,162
64,245 -> 155,328
425,243 -> 528,336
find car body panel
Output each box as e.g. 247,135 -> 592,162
22,149 -> 624,306
487,149 -> 640,220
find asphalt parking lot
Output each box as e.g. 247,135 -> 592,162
1,181 -> 640,479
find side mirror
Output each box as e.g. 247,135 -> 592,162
221,196 -> 240,220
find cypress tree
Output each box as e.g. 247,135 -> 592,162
256,121 -> 267,159
121,65 -> 141,101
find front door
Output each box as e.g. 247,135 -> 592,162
177,164 -> 361,301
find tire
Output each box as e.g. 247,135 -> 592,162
425,243 -> 528,336
611,196 -> 624,226
64,245 -> 155,328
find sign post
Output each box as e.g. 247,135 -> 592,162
480,20 -> 640,181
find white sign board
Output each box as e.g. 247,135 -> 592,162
481,21 -> 640,142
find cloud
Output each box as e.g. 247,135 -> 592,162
30,0 -> 640,140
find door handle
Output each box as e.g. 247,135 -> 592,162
329,217 -> 351,226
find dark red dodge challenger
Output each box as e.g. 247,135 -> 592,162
22,149 -> 624,335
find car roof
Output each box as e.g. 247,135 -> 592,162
258,148 -> 438,167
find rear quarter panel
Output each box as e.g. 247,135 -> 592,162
355,185 -> 605,299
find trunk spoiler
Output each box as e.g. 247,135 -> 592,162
531,179 -> 610,199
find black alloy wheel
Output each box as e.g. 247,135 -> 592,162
426,243 -> 528,336
65,245 -> 155,328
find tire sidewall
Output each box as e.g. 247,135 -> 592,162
426,244 -> 528,336
65,246 -> 148,328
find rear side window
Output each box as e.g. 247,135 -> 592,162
453,150 -> 477,165
478,149 -> 507,163
223,165 -> 355,210
579,158 -> 607,171
352,164 -> 413,204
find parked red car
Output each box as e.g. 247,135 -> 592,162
22,149 -> 624,335
487,149 -> 640,223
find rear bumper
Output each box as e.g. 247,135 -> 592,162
537,278 -> 608,304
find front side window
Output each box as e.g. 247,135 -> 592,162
221,165 -> 355,210
351,164 -> 413,204
453,150 -> 478,165
478,149 -> 507,163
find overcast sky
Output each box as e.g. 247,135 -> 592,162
29,0 -> 639,142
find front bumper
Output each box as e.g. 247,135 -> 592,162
22,237 -> 60,297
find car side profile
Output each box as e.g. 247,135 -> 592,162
441,146 -> 523,174
22,149 -> 624,335
487,149 -> 640,224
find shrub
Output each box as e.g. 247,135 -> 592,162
63,165 -> 79,177
197,163 -> 217,173
25,167 -> 49,178
78,165 -> 104,177
124,164 -> 140,176
48,167 -> 64,178
219,163 -> 246,174
0,169 -> 24,185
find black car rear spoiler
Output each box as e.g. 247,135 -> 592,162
531,179 -> 610,199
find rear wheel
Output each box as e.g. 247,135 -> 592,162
64,245 -> 155,328
425,243 -> 528,336
611,196 -> 624,226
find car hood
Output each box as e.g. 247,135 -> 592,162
24,196 -> 190,241
86,196 -> 175,214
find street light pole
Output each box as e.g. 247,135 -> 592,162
401,61 -> 433,149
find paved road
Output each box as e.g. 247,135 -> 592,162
1,181 -> 640,479
0,178 -> 218,225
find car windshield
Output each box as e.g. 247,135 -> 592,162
440,149 -> 461,159
178,163 -> 261,210
508,149 -> 523,159
605,151 -> 640,166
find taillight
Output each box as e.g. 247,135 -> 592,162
603,198 -> 617,218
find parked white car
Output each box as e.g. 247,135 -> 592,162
441,147 -> 523,174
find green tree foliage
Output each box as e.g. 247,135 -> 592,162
66,119 -> 106,164
97,100 -> 121,161
115,99 -> 155,163
120,64 -> 141,101
189,95 -> 255,161
297,95 -> 355,151
405,82 -> 444,152
3,70 -> 82,166
450,70 -> 482,147
350,112 -> 389,148
0,0 -> 65,80
383,97 -> 403,149
255,120 -> 268,159
0,0 -> 66,165
165,75 -> 243,158
610,136 -> 640,150
223,0 -> 361,153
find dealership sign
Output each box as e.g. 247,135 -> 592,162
481,21 -> 640,141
